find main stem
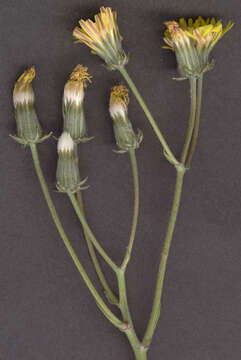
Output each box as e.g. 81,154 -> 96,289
142,165 -> 185,347
117,270 -> 147,360
29,144 -> 124,330
119,66 -> 178,166
76,190 -> 118,305
142,75 -> 203,347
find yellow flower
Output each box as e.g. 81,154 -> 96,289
73,7 -> 128,70
163,16 -> 234,78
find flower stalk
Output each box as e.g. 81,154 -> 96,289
76,190 -> 119,305
180,77 -> 197,164
118,66 -> 179,166
29,143 -> 124,330
121,149 -> 139,270
68,192 -> 119,272
186,75 -> 203,168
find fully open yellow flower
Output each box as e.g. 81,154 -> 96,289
73,7 -> 128,70
163,16 -> 234,78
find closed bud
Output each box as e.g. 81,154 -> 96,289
109,84 -> 143,153
56,132 -> 88,193
62,65 -> 93,143
12,67 -> 43,144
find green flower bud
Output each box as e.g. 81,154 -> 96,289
62,65 -> 93,143
11,66 -> 51,145
12,67 -> 43,144
56,132 -> 88,193
109,85 -> 143,153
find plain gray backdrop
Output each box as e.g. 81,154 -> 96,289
0,0 -> 240,359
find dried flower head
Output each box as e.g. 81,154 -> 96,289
73,7 -> 128,70
62,65 -> 93,143
109,84 -> 142,153
11,66 -> 51,145
13,66 -> 35,108
63,64 -> 91,107
163,16 -> 234,78
109,84 -> 129,118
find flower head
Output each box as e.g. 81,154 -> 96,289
63,64 -> 91,107
109,84 -> 129,118
62,65 -> 93,143
56,132 -> 88,193
109,84 -> 142,153
12,67 -> 46,145
163,16 -> 234,78
73,7 -> 128,70
13,66 -> 35,108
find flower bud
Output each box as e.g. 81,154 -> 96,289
109,85 -> 143,153
12,66 -> 43,144
56,132 -> 88,193
62,65 -> 93,143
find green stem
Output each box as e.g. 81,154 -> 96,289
142,165 -> 185,347
76,190 -> 119,305
29,144 -> 124,330
180,78 -> 197,164
117,270 -> 147,360
68,192 -> 119,273
185,75 -> 203,168
121,149 -> 139,270
119,66 -> 178,166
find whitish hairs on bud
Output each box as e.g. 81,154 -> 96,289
57,132 -> 75,154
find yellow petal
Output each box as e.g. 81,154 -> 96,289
179,18 -> 187,28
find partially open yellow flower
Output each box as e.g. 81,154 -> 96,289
163,16 -> 234,78
73,7 -> 128,70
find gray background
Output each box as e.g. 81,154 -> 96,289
0,0 -> 240,359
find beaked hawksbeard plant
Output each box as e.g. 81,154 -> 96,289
11,6 -> 233,360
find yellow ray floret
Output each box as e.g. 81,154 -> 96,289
164,16 -> 234,50
73,7 -> 120,49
